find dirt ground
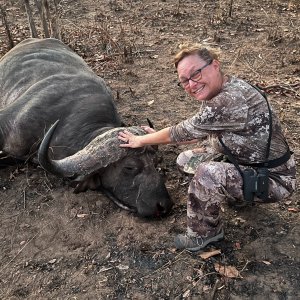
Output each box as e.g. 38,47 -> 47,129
0,0 -> 299,299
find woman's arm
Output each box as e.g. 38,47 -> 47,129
118,127 -> 171,148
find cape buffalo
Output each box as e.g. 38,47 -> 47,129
0,38 -> 173,217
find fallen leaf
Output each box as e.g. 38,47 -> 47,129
98,266 -> 113,273
202,285 -> 211,292
214,263 -> 242,278
48,259 -> 57,264
233,242 -> 242,250
182,289 -> 190,298
199,249 -> 221,259
116,264 -> 129,270
77,213 -> 89,218
233,217 -> 246,224
287,207 -> 299,213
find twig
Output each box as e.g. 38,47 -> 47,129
238,53 -> 263,78
0,230 -> 41,274
176,272 -> 218,300
240,260 -> 250,273
0,215 -> 76,274
1,213 -> 22,221
64,19 -> 83,30
108,49 -> 156,57
210,278 -> 220,300
175,0 -> 181,16
10,215 -> 19,251
140,250 -> 186,279
256,3 -> 269,19
228,0 -> 234,17
228,48 -> 241,72
257,82 -> 300,98
23,189 -> 26,209
43,179 -> 53,192
259,82 -> 300,89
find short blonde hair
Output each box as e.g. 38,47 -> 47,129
174,43 -> 221,68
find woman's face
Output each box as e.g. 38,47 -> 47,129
177,53 -> 223,101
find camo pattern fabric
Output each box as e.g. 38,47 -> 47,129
177,151 -> 296,238
170,76 -> 296,238
176,150 -> 225,174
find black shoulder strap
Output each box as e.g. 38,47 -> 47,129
219,83 -> 291,169
218,137 -> 243,176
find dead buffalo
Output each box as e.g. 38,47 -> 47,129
0,38 -> 173,217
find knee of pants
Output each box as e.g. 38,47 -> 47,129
192,162 -> 226,190
176,150 -> 194,169
189,162 -> 245,202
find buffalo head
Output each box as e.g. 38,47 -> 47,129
38,121 -> 173,217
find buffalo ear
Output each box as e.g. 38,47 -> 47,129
73,174 -> 102,193
86,174 -> 102,190
73,181 -> 88,193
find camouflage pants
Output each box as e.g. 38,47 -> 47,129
176,150 -> 296,238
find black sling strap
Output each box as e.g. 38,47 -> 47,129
218,83 -> 291,169
218,137 -> 243,176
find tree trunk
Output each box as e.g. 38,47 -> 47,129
0,5 -> 14,49
23,0 -> 39,37
34,0 -> 50,37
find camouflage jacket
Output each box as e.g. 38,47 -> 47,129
169,76 -> 295,178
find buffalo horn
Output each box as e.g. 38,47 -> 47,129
38,121 -> 147,178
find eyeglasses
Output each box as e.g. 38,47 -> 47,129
177,60 -> 213,88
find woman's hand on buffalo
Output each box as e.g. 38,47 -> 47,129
118,126 -> 156,148
118,130 -> 144,148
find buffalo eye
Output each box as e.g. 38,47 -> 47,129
123,164 -> 141,175
124,165 -> 135,171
